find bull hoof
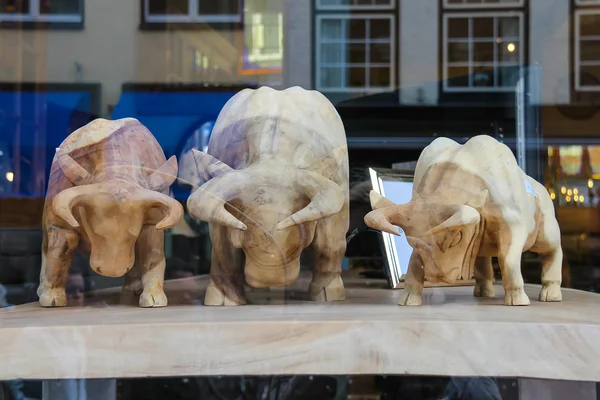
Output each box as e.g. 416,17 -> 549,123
398,290 -> 422,306
39,289 -> 67,307
539,282 -> 562,302
474,281 -> 496,298
309,276 -> 345,302
204,280 -> 246,306
139,290 -> 168,308
504,288 -> 530,306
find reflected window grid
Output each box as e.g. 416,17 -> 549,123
0,0 -> 82,22
575,6 -> 600,91
443,0 -> 525,9
316,14 -> 395,92
316,0 -> 395,11
145,0 -> 241,23
443,11 -> 524,92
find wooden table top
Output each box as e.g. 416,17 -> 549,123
1,271 -> 599,381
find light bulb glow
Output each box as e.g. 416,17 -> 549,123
589,179 -> 594,188
575,195 -> 579,202
567,189 -> 573,196
566,195 -> 572,202
5,171 -> 13,182
550,192 -> 556,200
580,195 -> 585,203
507,43 -> 516,52
561,186 -> 567,194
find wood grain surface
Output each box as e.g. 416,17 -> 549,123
0,271 -> 599,381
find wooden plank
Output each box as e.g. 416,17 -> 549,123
0,272 -> 599,381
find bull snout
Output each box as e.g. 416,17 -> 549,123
89,246 -> 135,278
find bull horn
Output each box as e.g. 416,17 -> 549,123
424,205 -> 481,236
137,190 -> 184,230
52,185 -> 92,228
364,201 -> 416,236
276,170 -> 344,230
186,172 -> 248,231
369,190 -> 396,210
192,149 -> 234,181
147,155 -> 179,192
55,148 -> 90,185
364,207 -> 401,236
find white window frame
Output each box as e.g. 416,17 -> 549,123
315,14 -> 395,93
575,0 -> 600,6
144,0 -> 241,23
316,0 -> 395,11
443,0 -> 524,9
574,8 -> 600,91
0,0 -> 82,23
442,11 -> 525,93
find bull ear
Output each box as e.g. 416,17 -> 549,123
369,190 -> 396,210
465,189 -> 489,211
55,148 -> 90,186
147,156 -> 178,192
192,149 -> 234,182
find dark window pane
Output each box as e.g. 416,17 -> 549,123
347,67 -> 366,87
448,42 -> 469,63
348,19 -> 366,40
347,43 -> 367,64
447,0 -> 463,3
580,14 -> 600,37
320,67 -> 343,88
0,0 -> 29,14
473,17 -> 494,38
447,66 -> 469,87
148,0 -> 188,15
370,19 -> 390,39
498,64 -> 520,87
581,41 -> 600,62
473,66 -> 494,87
39,0 -> 80,15
448,18 -> 469,38
198,0 -> 239,15
580,65 -> 600,87
370,67 -> 391,87
370,42 -> 390,63
374,0 -> 391,5
497,40 -> 519,62
473,41 -> 494,63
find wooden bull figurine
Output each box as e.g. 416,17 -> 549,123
187,86 -> 349,306
365,135 -> 563,306
39,118 -> 184,308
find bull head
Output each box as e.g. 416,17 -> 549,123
364,189 -> 488,283
52,149 -> 183,277
186,149 -> 346,231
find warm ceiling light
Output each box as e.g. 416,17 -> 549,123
507,43 -> 516,52
5,171 -> 13,182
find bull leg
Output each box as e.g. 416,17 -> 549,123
121,260 -> 143,299
204,226 -> 247,306
136,226 -> 168,308
473,257 -> 495,298
307,207 -> 347,302
398,252 -> 424,306
38,226 -> 79,307
532,214 -> 563,302
498,226 -> 530,306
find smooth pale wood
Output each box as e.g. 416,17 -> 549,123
186,86 -> 350,306
365,136 -> 563,307
39,118 -> 183,309
1,271 -> 600,381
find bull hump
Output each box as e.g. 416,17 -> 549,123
58,118 -> 140,153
